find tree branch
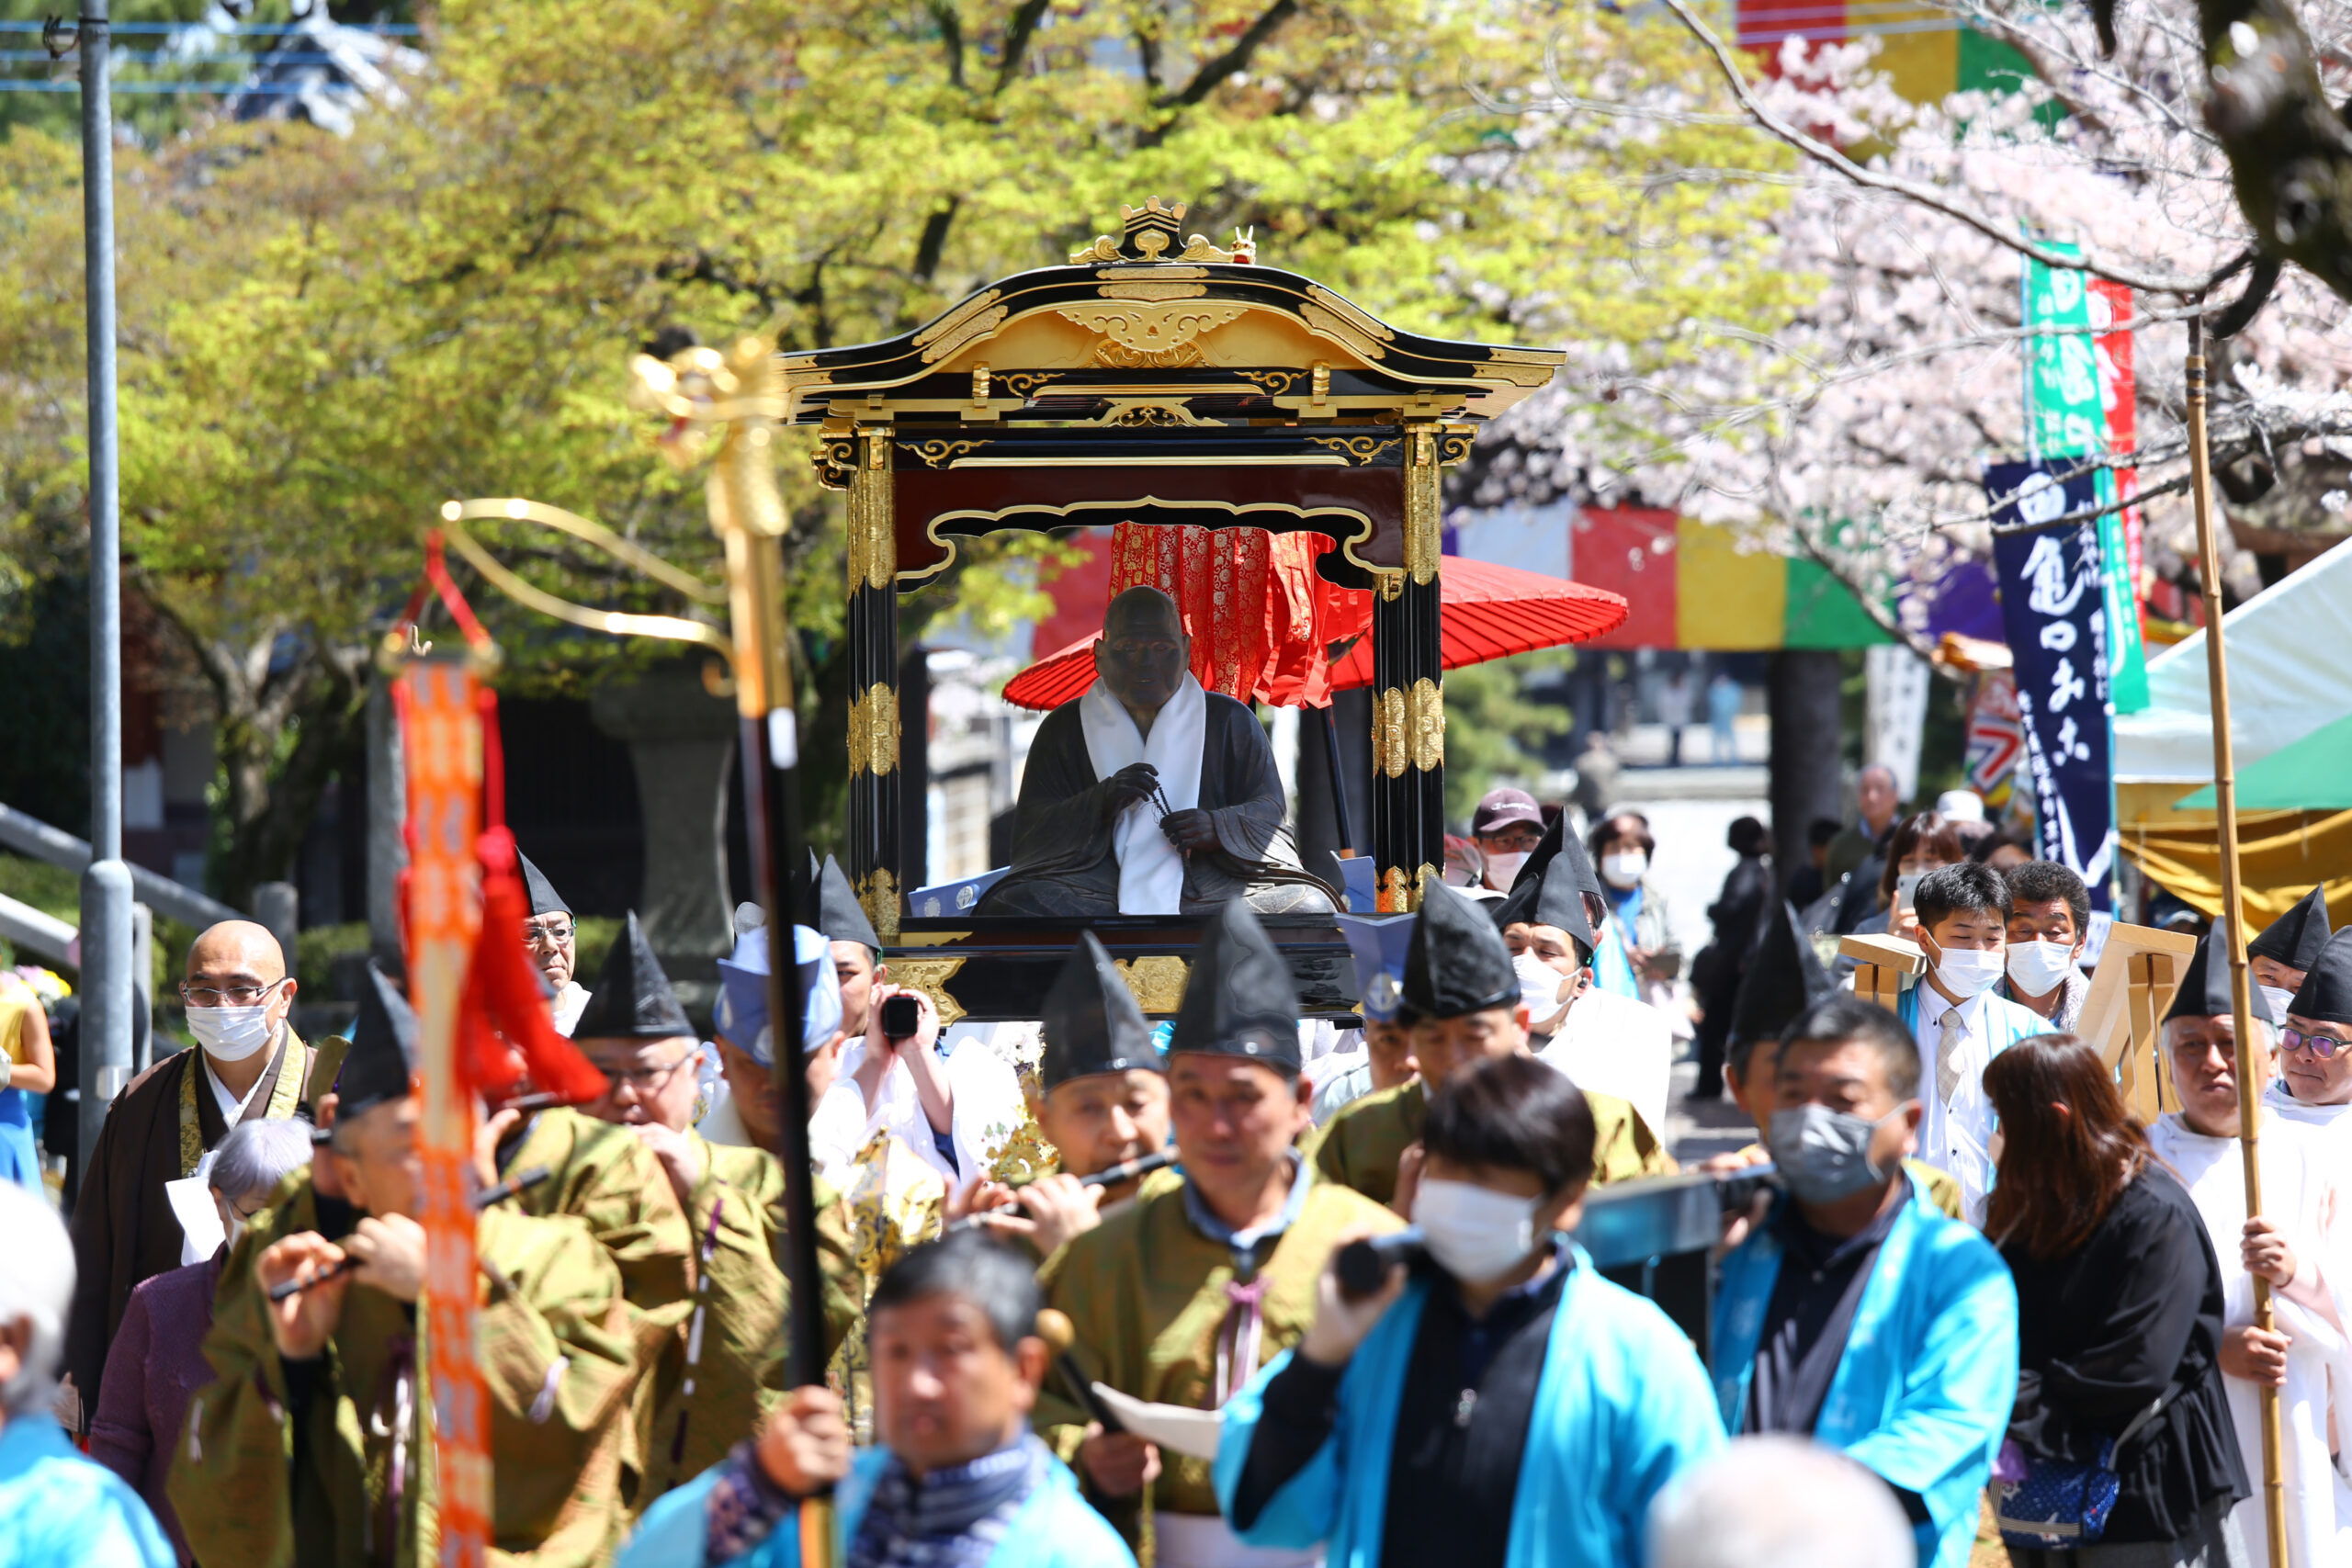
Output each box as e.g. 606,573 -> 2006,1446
992,0 -> 1052,95
1651,0 -> 2236,298
1146,0 -> 1298,126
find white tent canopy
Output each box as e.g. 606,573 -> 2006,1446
2115,535 -> 2352,784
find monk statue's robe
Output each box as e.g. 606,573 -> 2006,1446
172,1178 -> 642,1568
1306,1076 -> 1675,1209
979,678 -> 1332,917
639,1134 -> 865,1497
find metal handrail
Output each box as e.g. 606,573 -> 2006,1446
0,801 -> 242,931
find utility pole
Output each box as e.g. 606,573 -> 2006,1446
74,0 -> 136,1179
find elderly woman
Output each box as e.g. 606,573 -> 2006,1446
0,1181 -> 175,1566
87,1117 -> 312,1563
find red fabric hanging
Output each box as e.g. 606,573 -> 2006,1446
1102,524 -> 1370,707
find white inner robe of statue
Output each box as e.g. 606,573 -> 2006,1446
2150,1108 -> 2351,1568
1079,672 -> 1205,915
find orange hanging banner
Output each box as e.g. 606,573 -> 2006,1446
401,659 -> 492,1568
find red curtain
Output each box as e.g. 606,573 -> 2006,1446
1103,523 -> 1370,708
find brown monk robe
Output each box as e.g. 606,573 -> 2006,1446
63,919 -> 342,1427
173,964 -> 639,1568
979,586 -> 1331,917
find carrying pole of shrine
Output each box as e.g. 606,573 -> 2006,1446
2184,312 -> 2288,1566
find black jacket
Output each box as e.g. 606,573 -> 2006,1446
2002,1165 -> 2248,1543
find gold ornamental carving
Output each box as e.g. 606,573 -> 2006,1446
1372,680 -> 1442,775
1306,434 -> 1399,466
1099,279 -> 1209,302
859,866 -> 903,945
888,952 -> 968,1023
1114,955 -> 1191,1014
1405,424 -> 1441,585
985,1114 -> 1058,1187
1053,302 -> 1248,370
1101,400 -> 1215,428
910,439 -> 987,468
848,682 -> 901,778
1374,686 -> 1407,779
914,288 -> 1007,365
1377,865 -> 1409,914
847,429 -> 896,590
1408,677 -> 1443,772
1069,197 -> 1258,265
816,434 -> 857,491
1235,369 -> 1296,395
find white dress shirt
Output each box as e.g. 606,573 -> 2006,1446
1909,985 -> 1998,1224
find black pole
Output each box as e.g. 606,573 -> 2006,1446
1319,703 -> 1356,854
744,704 -> 825,1389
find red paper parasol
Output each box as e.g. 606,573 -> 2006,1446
1002,552 -> 1628,712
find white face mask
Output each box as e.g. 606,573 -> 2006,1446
1483,851 -> 1529,889
2259,985 -> 2298,1026
1929,945 -> 2007,1000
1411,1177 -> 1543,1284
1600,851 -> 1647,889
2006,941 -> 2075,998
187,1004 -> 277,1063
1513,952 -> 1569,1010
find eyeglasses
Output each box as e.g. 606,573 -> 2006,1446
521,919 -> 575,951
179,977 -> 287,1009
2281,1026 -> 2352,1060
594,1051 -> 696,1095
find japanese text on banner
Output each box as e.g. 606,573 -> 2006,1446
1988,460 -> 2118,911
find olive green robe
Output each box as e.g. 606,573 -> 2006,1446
1035,1169 -> 1404,1524
170,1179 -> 640,1568
640,1134 -> 865,1495
1306,1077 -> 1674,1210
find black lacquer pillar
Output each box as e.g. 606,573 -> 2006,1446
1369,423 -> 1445,911
844,425 -> 902,941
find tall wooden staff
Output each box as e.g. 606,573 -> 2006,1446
2184,312 -> 2289,1564
629,333 -> 834,1562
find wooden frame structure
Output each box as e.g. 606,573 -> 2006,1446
774,200 -> 1563,1018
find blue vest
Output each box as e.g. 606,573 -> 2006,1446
1214,1245 -> 1724,1568
1713,1178 -> 2019,1568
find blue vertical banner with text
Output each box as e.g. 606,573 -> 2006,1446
1988,459 -> 2117,911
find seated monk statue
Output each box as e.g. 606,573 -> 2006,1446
980,584 -> 1334,917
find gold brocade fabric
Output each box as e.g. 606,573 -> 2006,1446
176,1032 -> 312,1179
832,1130 -> 951,1440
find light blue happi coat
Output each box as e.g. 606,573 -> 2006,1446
617,1445 -> 1136,1568
1213,1244 -> 1725,1568
1712,1176 -> 2018,1568
0,1413 -> 177,1568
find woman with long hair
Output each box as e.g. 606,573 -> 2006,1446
1985,1034 -> 2249,1566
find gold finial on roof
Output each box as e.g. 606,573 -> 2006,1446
1069,197 -> 1259,266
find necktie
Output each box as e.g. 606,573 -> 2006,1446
1936,1009 -> 1964,1103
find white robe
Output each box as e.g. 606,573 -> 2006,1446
1078,673 -> 1206,914
550,980 -> 591,1037
1534,987 -> 1672,1135
2156,1104 -> 2352,1567
809,1032 -> 1030,1189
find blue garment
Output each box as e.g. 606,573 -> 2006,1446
1592,889 -> 1642,1000
0,1087 -> 39,1190
1214,1243 -> 1724,1567
1713,1175 -> 2018,1568
0,1412 -> 176,1568
617,1445 -> 1136,1568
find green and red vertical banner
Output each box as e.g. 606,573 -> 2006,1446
2022,246 -> 2149,715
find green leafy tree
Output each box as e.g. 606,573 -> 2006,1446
0,0 -> 1793,901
